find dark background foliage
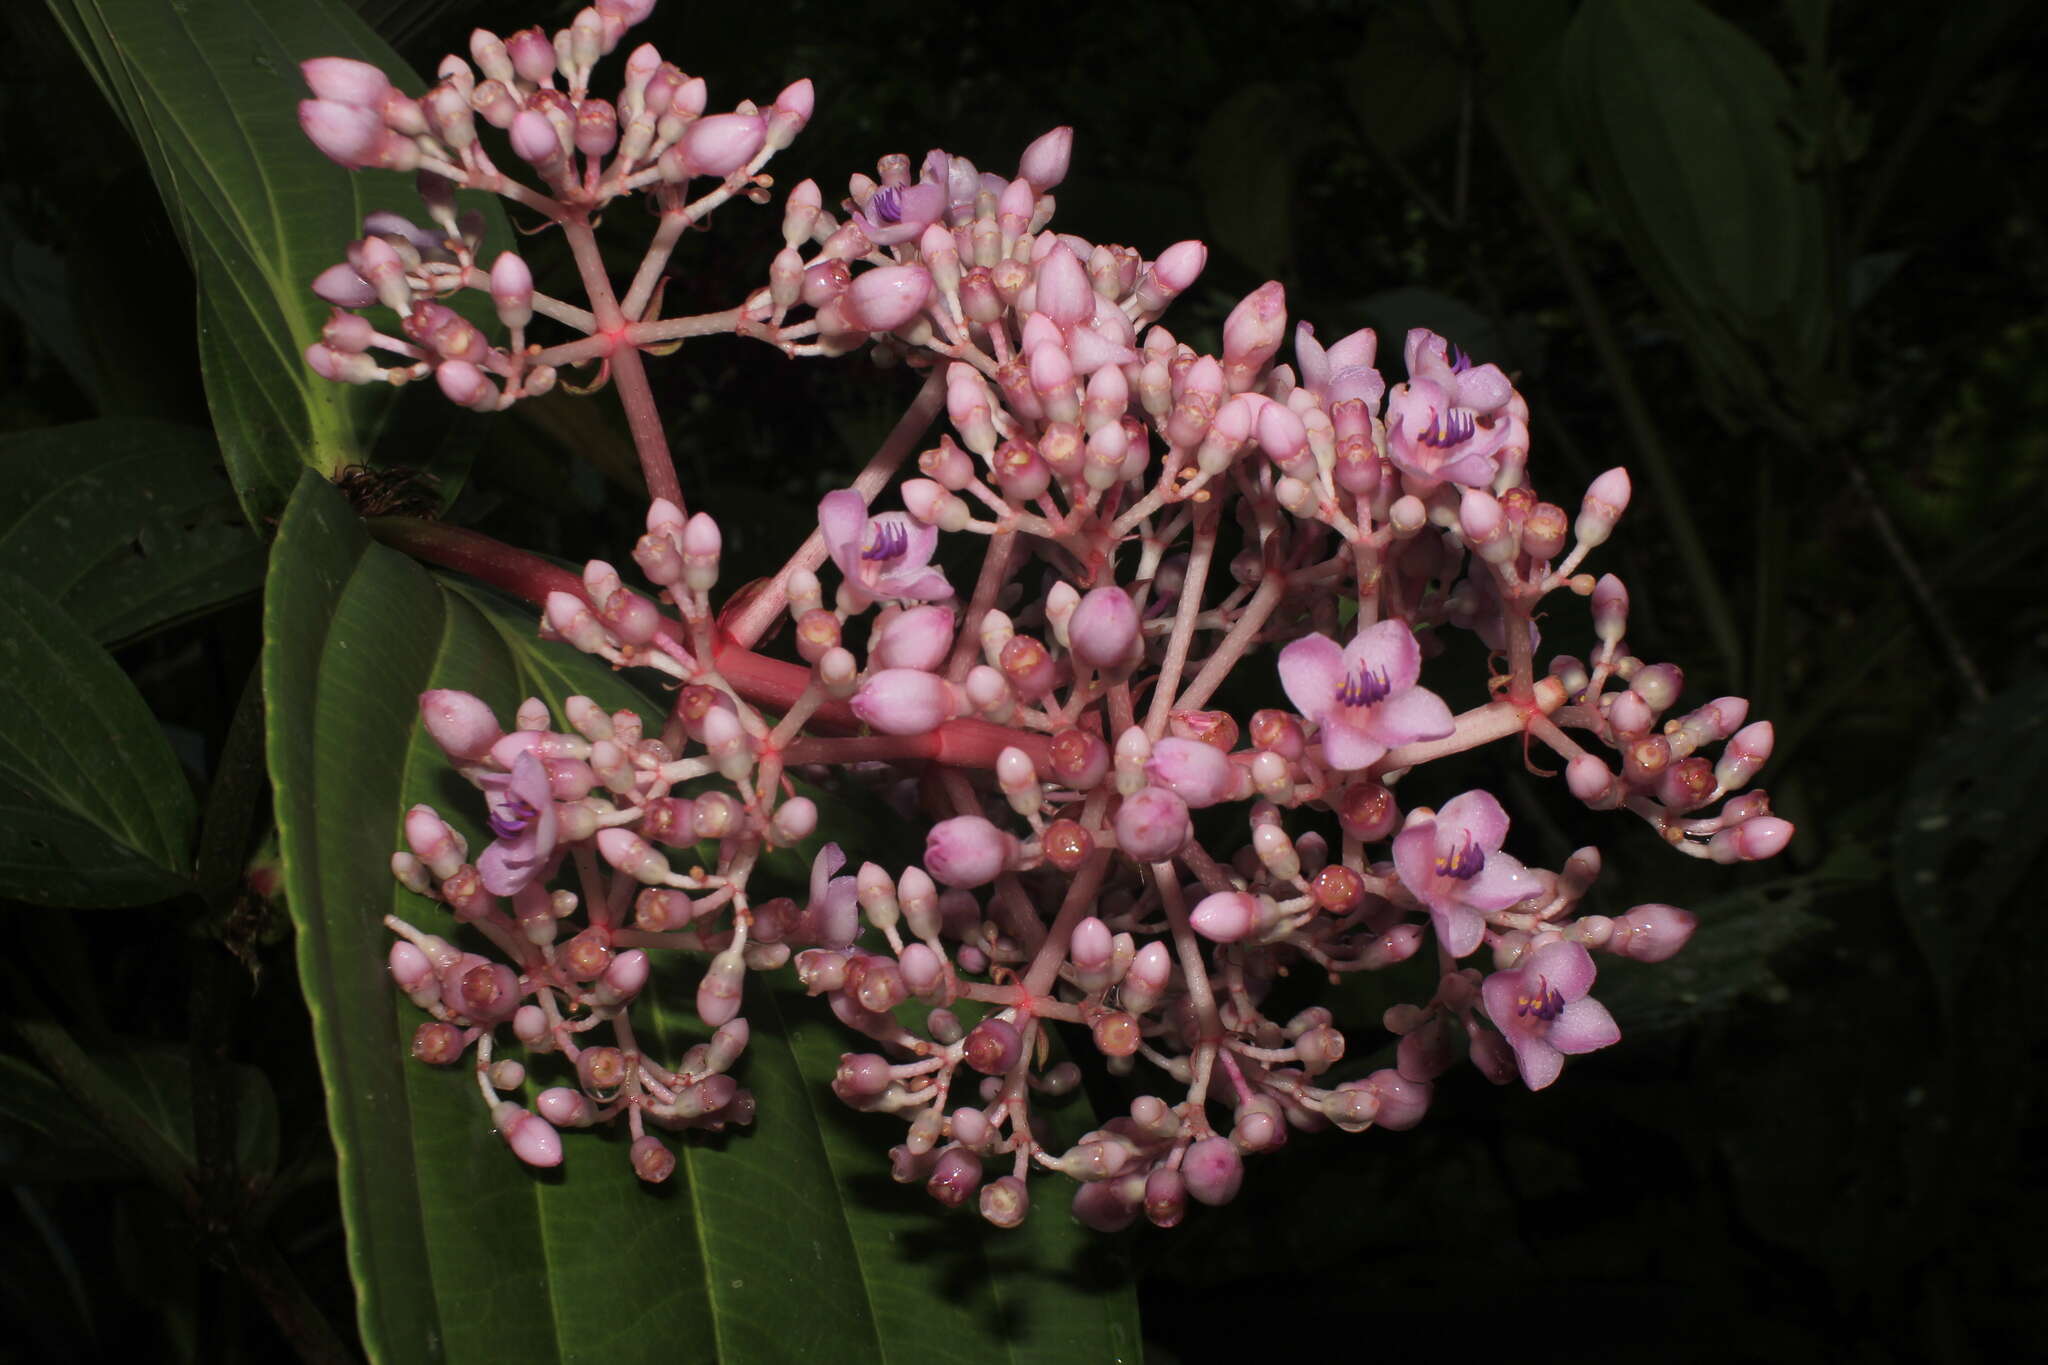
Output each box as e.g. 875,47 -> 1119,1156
1,0 -> 2043,1360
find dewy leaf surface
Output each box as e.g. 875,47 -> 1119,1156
0,420 -> 264,644
265,474 -> 1139,1364
0,570 -> 197,906
45,0 -> 510,527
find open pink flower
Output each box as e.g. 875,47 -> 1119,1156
1277,621 -> 1454,772
476,751 -> 558,896
1391,790 -> 1537,957
1403,328 -> 1514,415
1384,377 -> 1510,490
1479,939 -> 1620,1090
819,489 -> 951,609
1294,321 -> 1384,408
789,843 -> 860,949
852,150 -> 948,246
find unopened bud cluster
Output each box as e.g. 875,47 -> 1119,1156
305,1 -> 1790,1227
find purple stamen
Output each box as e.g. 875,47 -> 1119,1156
1434,837 -> 1483,881
1419,408 -> 1476,448
861,521 -> 909,562
869,185 -> 903,225
490,793 -> 539,839
1333,666 -> 1392,708
1448,343 -> 1472,374
1516,976 -> 1566,1023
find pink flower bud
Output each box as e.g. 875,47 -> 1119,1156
1189,890 -> 1262,944
301,57 -> 394,108
1067,585 -> 1138,670
489,251 -> 533,329
493,1103 -> 563,1168
697,948 -> 745,1026
1137,240 -> 1207,314
1017,125 -> 1072,191
851,669 -> 959,736
1714,721 -> 1775,790
419,689 -> 502,760
1591,573 -> 1629,645
592,947 -> 650,1006
509,108 -> 563,167
1034,245 -> 1091,328
1364,1069 -> 1431,1130
1221,281 -> 1287,390
842,264 -> 933,333
963,1017 -> 1023,1075
298,99 -> 386,168
1576,467 -> 1632,549
596,827 -> 669,884
1181,1136 -> 1243,1206
1143,737 -> 1234,809
1710,815 -> 1794,863
506,27 -> 556,85
873,605 -> 956,672
1069,916 -> 1113,972
927,1147 -> 983,1207
1612,904 -> 1697,962
1113,786 -> 1189,862
676,112 -> 765,178
387,940 -> 435,993
924,815 -> 1015,888
311,264 -> 378,308
1459,488 -> 1514,563
435,360 -> 497,411
1567,754 -> 1619,808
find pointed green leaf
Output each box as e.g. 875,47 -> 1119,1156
44,0 -> 510,527
0,570 -> 196,906
0,420 -> 264,644
265,473 -> 1139,1364
1560,0 -> 1830,391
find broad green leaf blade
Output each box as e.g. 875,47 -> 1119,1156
0,420 -> 264,644
266,474 -> 1139,1364
0,570 -> 196,906
1560,0 -> 1829,398
44,0 -> 510,527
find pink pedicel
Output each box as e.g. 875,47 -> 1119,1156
307,0 -> 1790,1223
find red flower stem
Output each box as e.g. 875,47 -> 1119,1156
561,217 -> 682,510
367,516 -> 1053,776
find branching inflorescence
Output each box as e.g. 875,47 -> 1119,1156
299,0 -> 1792,1229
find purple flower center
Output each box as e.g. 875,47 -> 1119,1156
1419,408 -> 1477,448
861,520 -> 909,562
1333,665 -> 1392,708
490,793 -> 540,839
1434,837 -> 1483,881
869,185 -> 903,225
1515,975 -> 1566,1023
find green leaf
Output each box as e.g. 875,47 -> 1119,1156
0,420 -> 264,644
0,570 -> 196,906
1894,673 -> 2048,1012
266,473 -> 1139,1364
44,0 -> 509,527
1560,0 -> 1830,398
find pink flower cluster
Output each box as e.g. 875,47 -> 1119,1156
306,1 -> 1790,1225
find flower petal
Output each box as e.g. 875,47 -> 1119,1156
1549,997 -> 1620,1055
1438,789 -> 1509,851
809,843 -> 846,909
1277,633 -> 1345,719
818,489 -> 869,573
1511,1036 -> 1564,1090
1526,939 -> 1597,1000
1391,822 -> 1444,908
1345,619 -> 1422,693
1317,717 -> 1387,773
1363,684 -> 1455,748
1430,901 -> 1485,958
1465,849 -> 1537,913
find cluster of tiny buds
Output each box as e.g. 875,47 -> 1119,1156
304,1 -> 1792,1226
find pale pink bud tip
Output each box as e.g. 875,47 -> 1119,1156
1154,241 -> 1208,294
851,669 -> 958,736
301,57 -> 392,108
1068,586 -> 1138,669
924,815 -> 1013,888
1614,904 -> 1697,962
677,113 -> 766,179
1017,126 -> 1073,191
312,264 -> 378,308
496,1105 -> 563,1167
1189,891 -> 1260,944
1181,1136 -> 1243,1206
843,265 -> 933,333
299,99 -> 384,168
419,689 -> 502,760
